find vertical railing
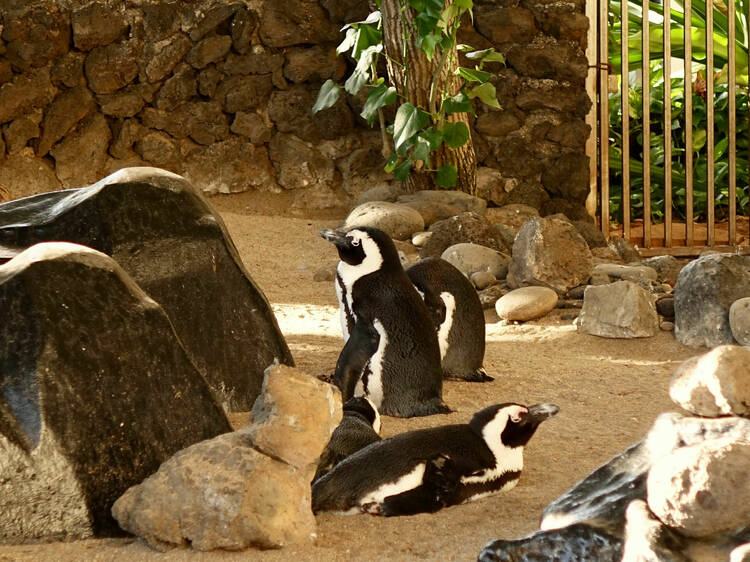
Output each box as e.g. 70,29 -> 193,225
586,0 -> 749,255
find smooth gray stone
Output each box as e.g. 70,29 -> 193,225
0,242 -> 231,543
0,167 -> 293,410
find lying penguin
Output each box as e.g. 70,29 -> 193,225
320,226 -> 449,417
313,396 -> 382,483
406,257 -> 491,382
312,402 -> 559,516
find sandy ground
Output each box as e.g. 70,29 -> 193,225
1,194 -> 700,561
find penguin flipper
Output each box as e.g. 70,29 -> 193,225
333,321 -> 379,401
420,289 -> 446,329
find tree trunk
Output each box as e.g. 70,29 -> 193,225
381,0 -> 477,195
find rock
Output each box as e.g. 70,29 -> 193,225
441,242 -> 509,278
495,286 -> 558,321
397,190 -> 487,215
491,223 -> 517,250
557,299 -> 582,309
643,255 -> 685,285
476,167 -> 517,205
268,133 -> 337,192
509,216 -> 593,294
656,295 -> 675,320
230,112 -> 272,145
669,345 -> 750,417
154,64 -> 197,111
216,74 -> 274,114
647,438 -> 750,538
540,199 -> 591,222
355,184 -> 404,206
730,297 -> 750,346
134,131 -> 179,167
141,102 -> 230,145
71,3 -> 129,51
573,220 -> 608,249
2,9 -> 70,71
421,212 -> 508,258
143,33 -> 193,83
0,150 -> 61,200
502,180 -> 550,210
593,263 -> 658,283
2,116 -> 39,154
343,202 -> 424,241
231,8 -> 258,54
268,86 -> 354,142
660,321 -> 675,331
113,433 -> 314,551
197,65 -> 222,97
398,199 -> 461,228
0,242 -> 231,542
479,524 -> 622,562
49,113 -> 111,188
674,254 -> 750,348
259,0 -> 340,47
411,231 -> 432,247
475,5 -> 538,45
337,144 -> 393,198
284,45 -> 343,83
471,270 -> 497,290
223,51 -> 285,75
51,51 -> 86,88
479,283 -> 508,309
185,3 -> 241,41
567,285 -> 587,299
84,41 -> 140,95
576,281 -> 659,338
592,246 -> 624,262
541,412 -> 750,536
248,364 -> 343,469
0,67 -> 57,125
186,35 -> 232,69
484,204 -> 539,232
98,84 -> 148,118
609,237 -> 642,263
38,86 -> 96,155
112,364 -> 340,551
621,500 -> 688,562
0,168 -> 293,410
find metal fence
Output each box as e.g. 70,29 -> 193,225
586,0 -> 750,256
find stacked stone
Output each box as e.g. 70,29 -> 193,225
480,344 -> 750,561
0,0 -> 591,218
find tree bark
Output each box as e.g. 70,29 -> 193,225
381,0 -> 477,195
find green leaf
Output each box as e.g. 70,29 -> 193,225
360,83 -> 398,124
393,158 -> 414,181
393,103 -> 430,152
455,0 -> 473,9
441,92 -> 473,115
465,48 -> 505,64
422,0 -> 443,17
456,67 -> 491,82
420,127 -> 443,150
467,82 -> 500,108
384,153 -> 399,173
419,32 -> 441,60
345,44 -> 383,95
408,0 -> 425,9
345,69 -> 368,95
435,164 -> 458,187
412,135 -> 432,161
352,25 -> 383,59
415,12 -> 438,36
312,80 -> 342,114
441,122 -> 470,148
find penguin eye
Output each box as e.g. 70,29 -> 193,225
350,237 -> 360,247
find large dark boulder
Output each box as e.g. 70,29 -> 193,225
0,167 -> 294,410
0,242 -> 232,542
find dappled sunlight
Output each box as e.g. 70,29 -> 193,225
485,323 -> 577,343
272,303 -> 340,337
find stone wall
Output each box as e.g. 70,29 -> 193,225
0,0 -> 590,218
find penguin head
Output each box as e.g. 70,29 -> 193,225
343,396 -> 381,434
470,403 -> 559,450
320,226 -> 402,276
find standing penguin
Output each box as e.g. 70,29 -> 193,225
406,257 -> 491,382
311,402 -> 559,516
313,396 -> 382,483
320,226 -> 449,417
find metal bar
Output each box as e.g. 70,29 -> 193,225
706,0 -> 715,246
684,0 -> 694,246
599,0 -> 610,237
642,0 -> 652,247
621,0 -> 630,241
585,0 -> 599,220
728,0 -> 737,246
664,0 -> 673,247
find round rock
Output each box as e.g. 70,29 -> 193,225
647,438 -> 750,538
441,242 -> 509,278
343,201 -> 425,240
471,270 -> 497,290
730,297 -> 750,346
495,286 -> 559,321
411,231 -> 432,247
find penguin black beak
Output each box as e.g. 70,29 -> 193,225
519,403 -> 559,426
319,228 -> 351,249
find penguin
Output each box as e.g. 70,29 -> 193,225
311,402 -> 559,516
320,226 -> 449,417
313,396 -> 382,483
406,257 -> 492,382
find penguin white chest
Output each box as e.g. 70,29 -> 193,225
436,291 -> 456,360
354,318 -> 388,408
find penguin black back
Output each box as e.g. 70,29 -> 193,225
406,257 -> 490,382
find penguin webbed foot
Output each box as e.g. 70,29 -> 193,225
360,502 -> 384,516
443,368 -> 494,383
316,372 -> 336,385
